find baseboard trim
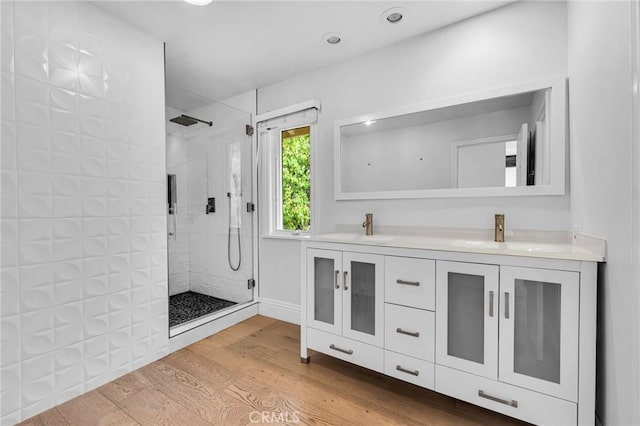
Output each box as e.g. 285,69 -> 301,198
258,297 -> 301,325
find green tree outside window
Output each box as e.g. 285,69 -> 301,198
282,130 -> 310,231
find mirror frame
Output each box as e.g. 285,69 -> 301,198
333,77 -> 567,200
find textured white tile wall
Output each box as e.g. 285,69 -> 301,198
0,2 -> 168,424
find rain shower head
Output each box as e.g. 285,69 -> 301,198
169,114 -> 213,127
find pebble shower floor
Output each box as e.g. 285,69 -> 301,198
169,291 -> 237,327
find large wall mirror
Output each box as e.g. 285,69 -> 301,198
334,78 -> 567,199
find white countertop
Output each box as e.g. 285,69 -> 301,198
308,226 -> 606,262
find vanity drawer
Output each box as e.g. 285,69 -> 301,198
385,256 -> 435,310
307,328 -> 383,373
384,350 -> 434,390
384,303 -> 434,362
435,365 -> 576,425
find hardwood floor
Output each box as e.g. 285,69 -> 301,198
20,316 -> 528,425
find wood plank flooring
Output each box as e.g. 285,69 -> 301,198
20,315 -> 528,426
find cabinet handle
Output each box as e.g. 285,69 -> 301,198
489,290 -> 494,317
478,390 -> 518,408
329,344 -> 353,355
335,270 -> 340,289
396,365 -> 419,376
344,271 -> 349,290
396,328 -> 420,338
504,292 -> 510,319
396,279 -> 420,286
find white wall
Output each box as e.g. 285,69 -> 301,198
567,1 -> 640,424
0,2 -> 167,424
256,1 -> 568,317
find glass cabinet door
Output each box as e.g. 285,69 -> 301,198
499,266 -> 579,402
342,252 -> 384,346
307,249 -> 342,335
436,261 -> 499,379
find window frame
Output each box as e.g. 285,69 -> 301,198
257,101 -> 319,239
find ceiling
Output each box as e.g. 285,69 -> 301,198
95,1 -> 513,112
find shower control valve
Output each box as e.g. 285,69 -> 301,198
206,197 -> 216,214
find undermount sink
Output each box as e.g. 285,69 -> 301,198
451,239 -> 565,254
315,233 -> 395,243
360,235 -> 394,242
316,232 -> 359,241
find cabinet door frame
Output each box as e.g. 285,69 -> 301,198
498,266 -> 579,402
342,252 -> 385,346
435,260 -> 499,379
307,248 -> 343,335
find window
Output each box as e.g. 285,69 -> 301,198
279,126 -> 311,231
257,103 -> 318,237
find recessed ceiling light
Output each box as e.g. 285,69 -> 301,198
381,7 -> 405,24
386,12 -> 403,23
321,32 -> 345,46
184,0 -> 213,6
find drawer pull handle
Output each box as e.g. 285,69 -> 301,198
504,292 -> 510,319
396,365 -> 419,376
396,279 -> 420,286
478,390 -> 518,408
489,290 -> 494,317
396,328 -> 420,338
335,270 -> 340,289
329,344 -> 353,355
344,271 -> 349,291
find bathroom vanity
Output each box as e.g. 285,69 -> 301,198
300,230 -> 604,425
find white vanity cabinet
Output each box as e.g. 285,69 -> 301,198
301,239 -> 599,426
435,261 -> 581,424
305,248 -> 385,371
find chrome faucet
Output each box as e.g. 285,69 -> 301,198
495,214 -> 505,242
362,213 -> 374,236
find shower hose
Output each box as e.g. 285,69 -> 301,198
227,192 -> 241,271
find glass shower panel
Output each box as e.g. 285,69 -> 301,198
350,261 -> 376,335
513,279 -> 561,383
447,272 -> 485,364
167,96 -> 254,330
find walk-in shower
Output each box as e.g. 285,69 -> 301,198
166,102 -> 254,336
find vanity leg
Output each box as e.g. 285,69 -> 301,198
300,356 -> 310,364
